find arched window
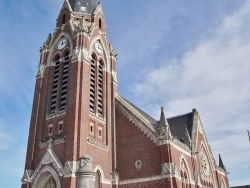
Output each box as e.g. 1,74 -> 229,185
89,55 -> 104,117
62,13 -> 66,24
94,170 -> 101,188
180,159 -> 190,188
50,51 -> 70,113
220,179 -> 226,188
99,18 -> 102,29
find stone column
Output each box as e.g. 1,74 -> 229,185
76,155 -> 95,188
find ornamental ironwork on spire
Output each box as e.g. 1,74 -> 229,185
68,0 -> 98,14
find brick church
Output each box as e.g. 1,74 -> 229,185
21,0 -> 229,187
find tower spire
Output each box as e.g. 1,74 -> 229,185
68,0 -> 98,14
219,154 -> 226,172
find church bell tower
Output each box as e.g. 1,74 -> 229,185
22,0 -> 118,187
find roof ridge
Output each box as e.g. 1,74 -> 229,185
117,95 -> 157,124
115,95 -> 158,144
167,112 -> 193,120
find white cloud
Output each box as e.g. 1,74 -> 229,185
132,1 -> 250,184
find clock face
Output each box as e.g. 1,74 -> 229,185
57,38 -> 67,50
94,42 -> 103,54
200,152 -> 210,176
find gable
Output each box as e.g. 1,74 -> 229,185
115,95 -> 158,143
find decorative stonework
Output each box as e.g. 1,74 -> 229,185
71,14 -> 93,35
76,155 -> 96,188
21,170 -> 34,184
63,161 -> 78,177
111,171 -> 119,185
31,166 -> 61,188
161,163 -> 179,176
87,137 -> 109,151
200,151 -> 210,177
112,71 -> 118,83
36,64 -> 45,78
80,156 -> 92,167
43,152 -> 54,164
29,139 -> 64,185
109,44 -> 118,58
135,160 -> 143,170
46,109 -> 66,120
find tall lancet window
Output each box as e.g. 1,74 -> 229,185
180,159 -> 190,188
50,52 -> 70,113
94,171 -> 101,188
89,54 -> 104,117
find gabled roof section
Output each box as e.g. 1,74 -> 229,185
167,112 -> 194,143
115,95 -> 157,132
68,0 -> 98,14
117,95 -> 157,127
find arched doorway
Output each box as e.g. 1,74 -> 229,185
35,171 -> 57,188
32,166 -> 61,188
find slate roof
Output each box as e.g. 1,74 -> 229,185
167,112 -> 194,141
68,0 -> 98,14
118,95 -> 195,144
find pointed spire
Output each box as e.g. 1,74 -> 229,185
159,107 -> 171,138
184,125 -> 192,147
68,0 -> 98,14
44,33 -> 51,47
219,154 -> 226,171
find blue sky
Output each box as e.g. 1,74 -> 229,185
0,0 -> 249,187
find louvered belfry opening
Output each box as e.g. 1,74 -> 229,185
50,52 -> 70,113
50,56 -> 60,113
89,54 -> 96,113
98,61 -> 103,116
60,52 -> 70,110
89,54 -> 104,117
